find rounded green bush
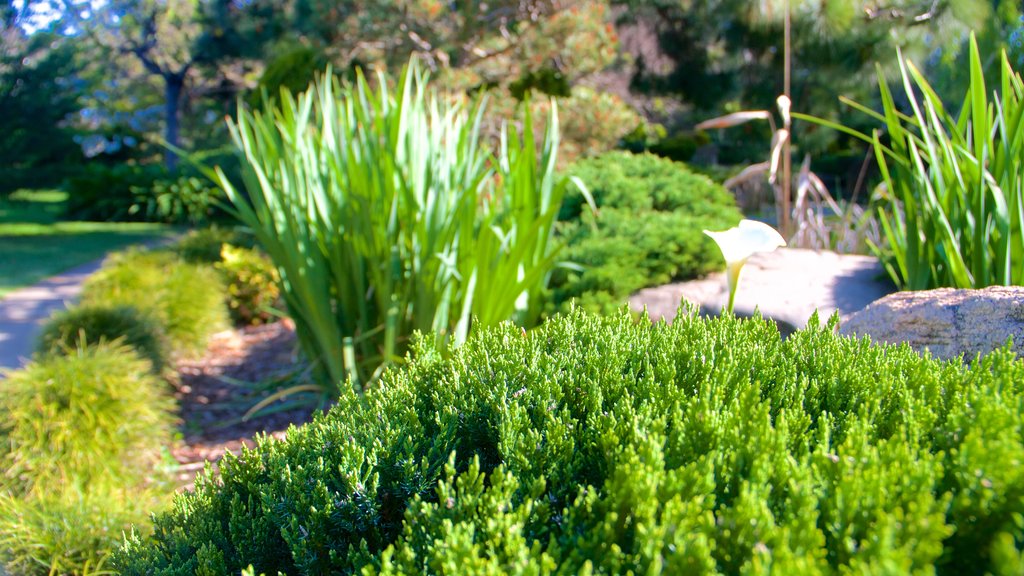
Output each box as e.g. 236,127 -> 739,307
0,341 -> 176,493
81,249 -> 229,356
175,226 -> 254,265
554,151 -> 741,314
36,304 -> 169,373
117,310 -> 1024,575
217,244 -> 281,326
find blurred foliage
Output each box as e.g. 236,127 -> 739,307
551,152 -> 741,314
36,304 -> 170,374
80,249 -> 229,357
0,342 -> 174,575
217,244 -> 281,327
0,23 -> 84,194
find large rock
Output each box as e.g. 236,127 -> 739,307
630,248 -> 895,333
839,286 -> 1024,361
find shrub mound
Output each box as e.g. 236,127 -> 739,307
36,304 -> 169,373
81,249 -> 228,356
0,343 -> 176,575
117,310 -> 1024,575
553,152 -> 741,314
217,244 -> 281,326
0,342 -> 175,491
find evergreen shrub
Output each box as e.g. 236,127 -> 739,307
80,249 -> 229,356
117,310 -> 1024,575
553,151 -> 741,314
36,304 -> 169,373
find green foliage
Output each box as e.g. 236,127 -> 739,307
115,309 -> 1024,574
0,343 -> 175,576
133,175 -> 225,225
0,29 -> 84,194
80,249 -> 229,356
0,342 -> 174,494
248,45 -> 329,107
36,305 -> 169,373
217,244 -> 282,326
553,152 -> 741,314
217,60 -> 576,393
0,483 -> 167,576
174,226 -> 253,265
66,164 -> 224,224
66,163 -> 168,221
809,34 -> 1024,289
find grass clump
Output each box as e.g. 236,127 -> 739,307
0,485 -> 166,576
116,310 -> 1024,574
0,343 -> 176,575
36,305 -> 169,373
553,151 -> 741,314
80,249 -> 228,357
0,342 -> 175,491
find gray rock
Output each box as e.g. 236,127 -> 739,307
630,248 -> 895,333
839,286 -> 1024,361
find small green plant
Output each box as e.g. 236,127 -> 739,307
36,305 -> 169,373
116,310 -> 1024,574
0,343 -> 176,576
215,59 -> 580,393
552,151 -> 741,314
0,342 -> 175,493
81,249 -> 228,357
796,33 -> 1024,289
217,244 -> 281,326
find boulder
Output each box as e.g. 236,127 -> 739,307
630,248 -> 894,333
839,286 -> 1024,361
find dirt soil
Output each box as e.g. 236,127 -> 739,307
169,320 -> 321,489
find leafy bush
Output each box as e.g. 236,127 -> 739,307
0,343 -> 175,575
116,310 -> 1024,574
132,175 -> 224,225
174,227 -> 253,265
216,60 -> 577,393
36,304 -> 169,373
80,249 -> 228,356
553,151 -> 741,314
66,164 -> 223,224
217,244 -> 282,326
66,163 -> 167,221
801,34 -> 1024,289
0,342 -> 174,493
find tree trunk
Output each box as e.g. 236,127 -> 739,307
164,75 -> 183,172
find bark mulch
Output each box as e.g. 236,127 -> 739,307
168,320 -> 322,489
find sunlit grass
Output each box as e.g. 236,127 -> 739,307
0,189 -> 174,297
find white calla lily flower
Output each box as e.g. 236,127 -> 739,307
704,219 -> 787,313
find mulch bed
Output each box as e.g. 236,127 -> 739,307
168,320 -> 321,489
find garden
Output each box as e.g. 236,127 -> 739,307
1,1 -> 1023,574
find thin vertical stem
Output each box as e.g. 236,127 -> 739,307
781,0 -> 792,237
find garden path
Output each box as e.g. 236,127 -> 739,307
0,236 -> 178,372
0,259 -> 104,371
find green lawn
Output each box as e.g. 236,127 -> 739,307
0,190 -> 175,297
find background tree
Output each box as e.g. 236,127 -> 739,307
0,0 -> 84,193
